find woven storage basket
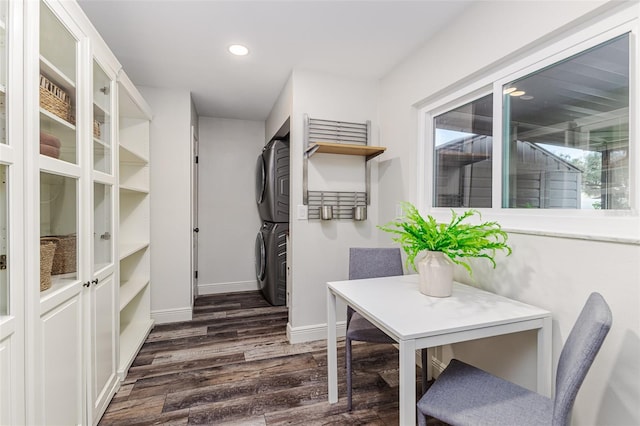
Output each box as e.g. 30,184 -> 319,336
40,74 -> 71,123
43,234 -> 77,275
40,239 -> 56,291
67,115 -> 100,139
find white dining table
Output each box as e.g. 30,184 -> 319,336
326,274 -> 553,425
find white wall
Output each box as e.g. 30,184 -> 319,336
197,117 -> 265,294
266,74 -> 292,143
286,69 -> 385,342
377,1 -> 639,425
140,86 -> 194,323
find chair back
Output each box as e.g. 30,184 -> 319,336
347,248 -> 403,325
348,247 -> 403,280
553,292 -> 612,425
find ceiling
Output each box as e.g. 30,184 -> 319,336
77,0 -> 472,120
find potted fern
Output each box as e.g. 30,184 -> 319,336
378,202 -> 511,297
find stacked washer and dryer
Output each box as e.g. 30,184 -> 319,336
255,138 -> 289,306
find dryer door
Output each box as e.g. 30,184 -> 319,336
255,155 -> 266,204
255,230 -> 266,282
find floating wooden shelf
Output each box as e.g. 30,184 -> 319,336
306,142 -> 386,161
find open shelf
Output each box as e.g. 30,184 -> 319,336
119,190 -> 149,251
119,162 -> 149,192
118,318 -> 153,377
118,283 -> 153,378
119,242 -> 149,260
119,184 -> 149,195
119,144 -> 148,164
119,278 -> 150,312
305,142 -> 386,161
119,119 -> 149,158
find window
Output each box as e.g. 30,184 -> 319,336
434,94 -> 493,208
503,34 -> 629,210
426,32 -> 632,212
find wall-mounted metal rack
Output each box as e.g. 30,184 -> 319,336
306,191 -> 367,220
303,115 -> 387,220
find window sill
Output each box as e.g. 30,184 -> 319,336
425,208 -> 640,245
504,227 -> 640,245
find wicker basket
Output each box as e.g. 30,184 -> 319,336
67,115 -> 101,139
40,74 -> 72,124
40,239 -> 56,291
42,234 -> 77,275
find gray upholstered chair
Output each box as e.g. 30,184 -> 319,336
346,247 -> 428,411
416,292 -> 612,426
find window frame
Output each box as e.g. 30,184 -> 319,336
417,10 -> 639,243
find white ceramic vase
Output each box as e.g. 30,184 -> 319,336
417,251 -> 453,297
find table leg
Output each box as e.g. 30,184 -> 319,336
327,287 -> 338,403
537,316 -> 553,397
399,339 -> 416,425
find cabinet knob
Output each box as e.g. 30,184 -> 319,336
92,278 -> 99,285
83,281 -> 91,288
193,228 -> 199,233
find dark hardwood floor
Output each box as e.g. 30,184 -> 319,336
99,291 -> 433,425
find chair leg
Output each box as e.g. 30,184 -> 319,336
346,336 -> 353,411
421,348 -> 428,395
417,407 -> 428,426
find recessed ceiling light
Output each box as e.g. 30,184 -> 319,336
228,44 -> 249,56
520,95 -> 534,100
503,87 -> 517,95
510,90 -> 526,97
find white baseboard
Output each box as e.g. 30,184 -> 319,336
198,280 -> 259,295
151,307 -> 193,324
286,321 -> 346,344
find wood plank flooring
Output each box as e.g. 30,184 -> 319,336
99,291 -> 436,425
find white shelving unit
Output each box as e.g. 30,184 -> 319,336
3,1 -> 155,423
117,71 -> 153,378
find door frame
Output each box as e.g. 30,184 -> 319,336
190,125 -> 199,305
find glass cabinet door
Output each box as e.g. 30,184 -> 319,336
0,0 -> 7,146
40,172 -> 78,290
93,182 -> 112,272
0,165 -> 6,316
92,59 -> 114,271
0,0 -> 7,313
93,60 -> 111,174
39,1 -> 77,164
38,1 -> 79,295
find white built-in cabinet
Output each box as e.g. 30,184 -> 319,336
0,1 -> 153,424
